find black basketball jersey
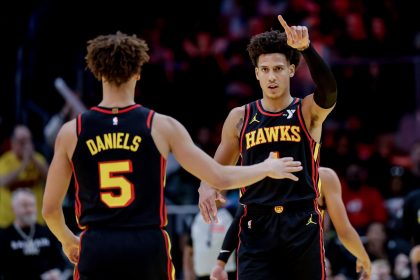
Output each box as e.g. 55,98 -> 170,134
239,98 -> 321,206
71,104 -> 167,229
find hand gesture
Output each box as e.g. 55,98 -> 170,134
62,234 -> 80,265
278,15 -> 310,51
198,183 -> 226,224
265,153 -> 302,180
356,257 -> 372,280
210,263 -> 228,280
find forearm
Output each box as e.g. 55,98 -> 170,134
42,208 -> 76,245
218,207 -> 242,262
301,44 -> 337,108
216,162 -> 268,190
337,227 -> 369,261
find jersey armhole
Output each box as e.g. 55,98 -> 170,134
76,114 -> 82,137
239,104 -> 251,155
146,110 -> 155,130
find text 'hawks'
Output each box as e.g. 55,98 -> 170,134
86,132 -> 142,155
245,125 -> 301,149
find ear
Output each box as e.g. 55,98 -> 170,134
289,64 -> 296,77
255,67 -> 260,80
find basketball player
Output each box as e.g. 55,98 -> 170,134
209,167 -> 372,280
41,31 -> 303,280
198,15 -> 337,279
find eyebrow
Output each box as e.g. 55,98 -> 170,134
259,64 -> 286,68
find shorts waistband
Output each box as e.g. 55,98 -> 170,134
243,201 -> 315,215
87,224 -> 162,231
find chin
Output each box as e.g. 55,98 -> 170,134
265,92 -> 282,100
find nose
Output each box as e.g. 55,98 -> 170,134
268,70 -> 276,82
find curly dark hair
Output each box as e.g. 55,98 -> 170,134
85,31 -> 150,86
246,30 -> 300,68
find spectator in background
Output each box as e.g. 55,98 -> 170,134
366,132 -> 395,194
393,253 -> 413,280
321,130 -> 360,178
402,188 -> 420,280
371,259 -> 393,280
395,110 -> 420,155
0,188 -> 67,280
183,197 -> 236,280
404,141 -> 420,192
0,125 -> 48,228
342,163 -> 387,234
365,223 -> 391,262
364,221 -> 412,279
44,80 -> 87,159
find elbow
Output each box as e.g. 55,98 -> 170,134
42,203 -> 59,221
314,87 -> 337,109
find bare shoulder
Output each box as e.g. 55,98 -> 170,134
227,106 -> 245,121
319,167 -> 340,192
225,106 -> 246,136
152,113 -> 183,132
150,113 -> 190,158
319,166 -> 337,179
54,119 -> 77,158
57,119 -> 77,141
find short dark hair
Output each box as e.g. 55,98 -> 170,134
85,31 -> 150,86
246,30 -> 300,68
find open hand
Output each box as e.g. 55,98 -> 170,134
265,152 -> 302,180
198,183 -> 226,224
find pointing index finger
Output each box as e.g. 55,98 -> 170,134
278,15 -> 291,33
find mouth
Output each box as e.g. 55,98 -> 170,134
268,84 -> 278,89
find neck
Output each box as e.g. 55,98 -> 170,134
14,220 -> 32,229
99,81 -> 136,108
261,96 -> 294,112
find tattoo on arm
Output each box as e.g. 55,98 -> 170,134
235,117 -> 244,136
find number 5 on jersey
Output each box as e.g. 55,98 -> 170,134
99,160 -> 135,208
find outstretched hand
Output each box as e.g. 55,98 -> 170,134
198,184 -> 226,224
265,152 -> 302,180
278,15 -> 310,51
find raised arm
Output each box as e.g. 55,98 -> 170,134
319,167 -> 371,280
279,15 -> 337,141
151,113 -> 302,191
42,120 -> 80,264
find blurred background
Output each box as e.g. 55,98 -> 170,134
0,0 -> 419,279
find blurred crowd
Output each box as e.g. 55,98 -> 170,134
0,0 -> 419,279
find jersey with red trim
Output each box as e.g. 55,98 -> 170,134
239,98 -> 321,206
71,104 -> 167,229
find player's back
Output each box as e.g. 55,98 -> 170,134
71,104 -> 167,229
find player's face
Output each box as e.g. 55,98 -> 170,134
255,53 -> 294,100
